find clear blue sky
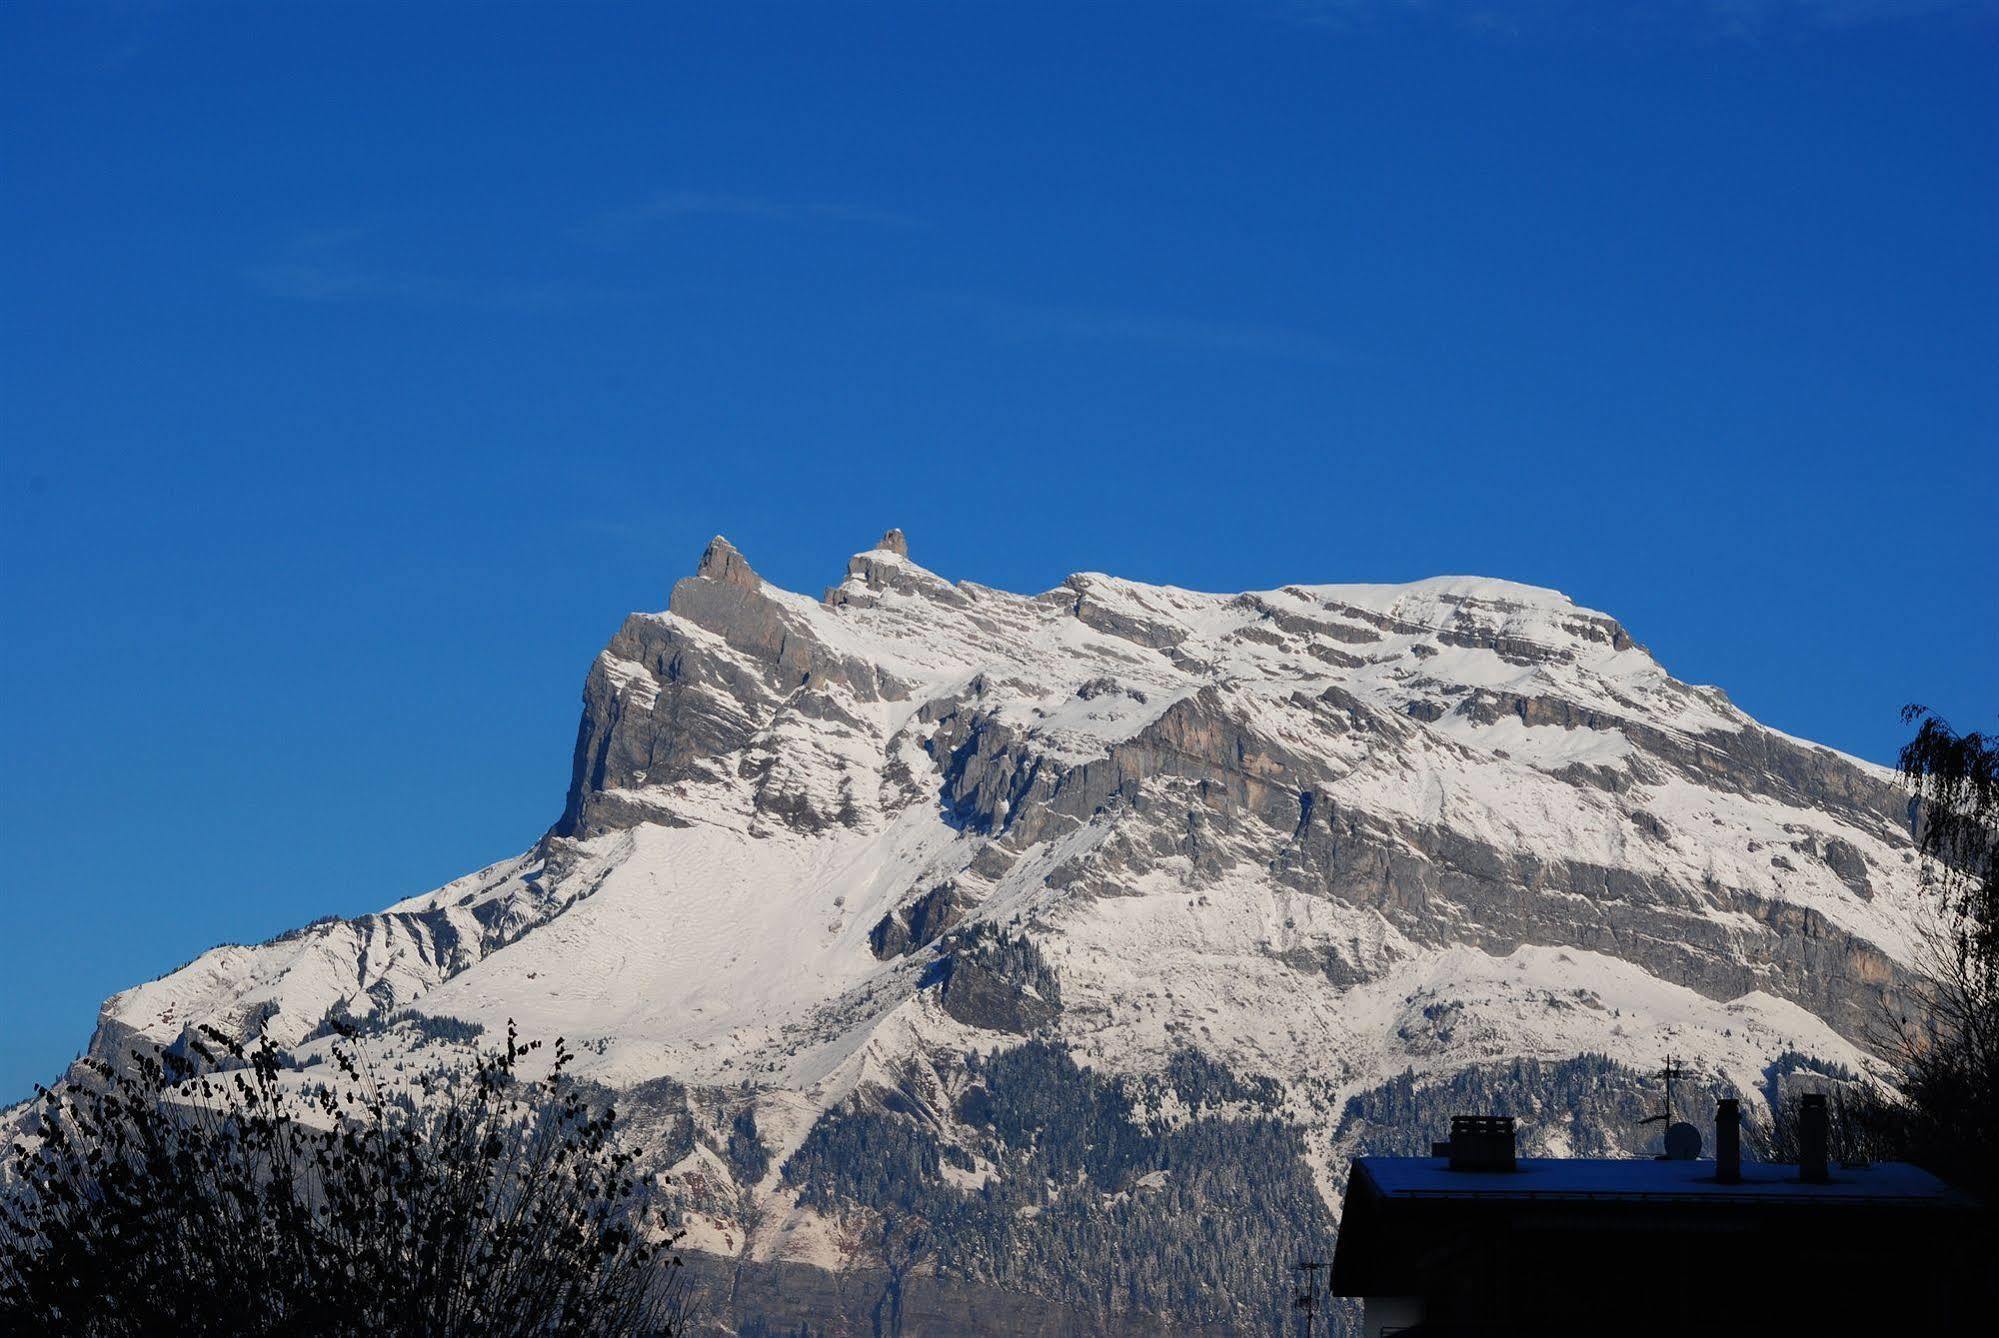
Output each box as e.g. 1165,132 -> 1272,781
3,1 -> 1994,1100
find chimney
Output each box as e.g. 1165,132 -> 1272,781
1799,1093 -> 1830,1183
1715,1098 -> 1741,1184
1447,1115 -> 1517,1172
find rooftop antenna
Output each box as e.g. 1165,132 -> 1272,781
1293,1256 -> 1323,1337
1640,1054 -> 1702,1160
1639,1054 -> 1686,1128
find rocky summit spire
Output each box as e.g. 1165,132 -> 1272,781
81,525 -> 1931,1337
694,535 -> 760,592
830,527 -> 968,610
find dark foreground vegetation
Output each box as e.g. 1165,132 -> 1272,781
1,1023 -> 685,1337
1781,707 -> 1999,1200
1885,706 -> 1999,1201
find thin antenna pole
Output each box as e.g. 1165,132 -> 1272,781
1294,1256 -> 1323,1338
1640,1053 -> 1688,1134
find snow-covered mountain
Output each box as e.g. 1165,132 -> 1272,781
75,531 -> 1924,1332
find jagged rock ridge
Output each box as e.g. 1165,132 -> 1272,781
76,531 -> 1926,1333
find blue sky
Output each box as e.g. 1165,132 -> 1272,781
2,1 -> 1994,1099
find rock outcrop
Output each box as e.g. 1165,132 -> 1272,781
73,530 -> 1928,1335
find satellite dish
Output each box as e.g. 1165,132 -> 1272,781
1664,1121 -> 1702,1161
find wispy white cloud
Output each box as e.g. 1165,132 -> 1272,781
251,190 -> 922,306
244,229 -> 625,310
589,190 -> 923,244
1703,0 -> 1996,34
947,294 -> 1348,365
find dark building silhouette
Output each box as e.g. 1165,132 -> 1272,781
1331,1106 -> 1980,1336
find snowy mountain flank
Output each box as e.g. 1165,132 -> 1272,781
78,531 -> 1925,1332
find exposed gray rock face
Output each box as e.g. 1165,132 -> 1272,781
72,532 -> 1931,1336
901,673 -> 1914,1045
870,882 -> 972,959
829,528 -> 968,611
694,534 -> 759,591
556,540 -> 899,839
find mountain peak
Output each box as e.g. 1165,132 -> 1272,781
693,534 -> 759,592
75,527 -> 1925,1335
828,526 -> 968,610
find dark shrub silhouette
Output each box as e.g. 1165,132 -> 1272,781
1893,706 -> 1999,1200
1,1022 -> 685,1336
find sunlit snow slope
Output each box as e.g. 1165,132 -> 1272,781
75,529 -> 1926,1327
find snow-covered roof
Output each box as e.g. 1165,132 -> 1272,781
1353,1155 -> 1971,1206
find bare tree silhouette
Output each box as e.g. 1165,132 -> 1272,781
2,1023 -> 687,1336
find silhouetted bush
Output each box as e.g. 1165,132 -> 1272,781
1892,706 -> 1999,1200
1752,1081 -> 1904,1168
1,1023 -> 685,1336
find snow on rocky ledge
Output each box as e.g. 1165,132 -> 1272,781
74,530 -> 1920,1212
